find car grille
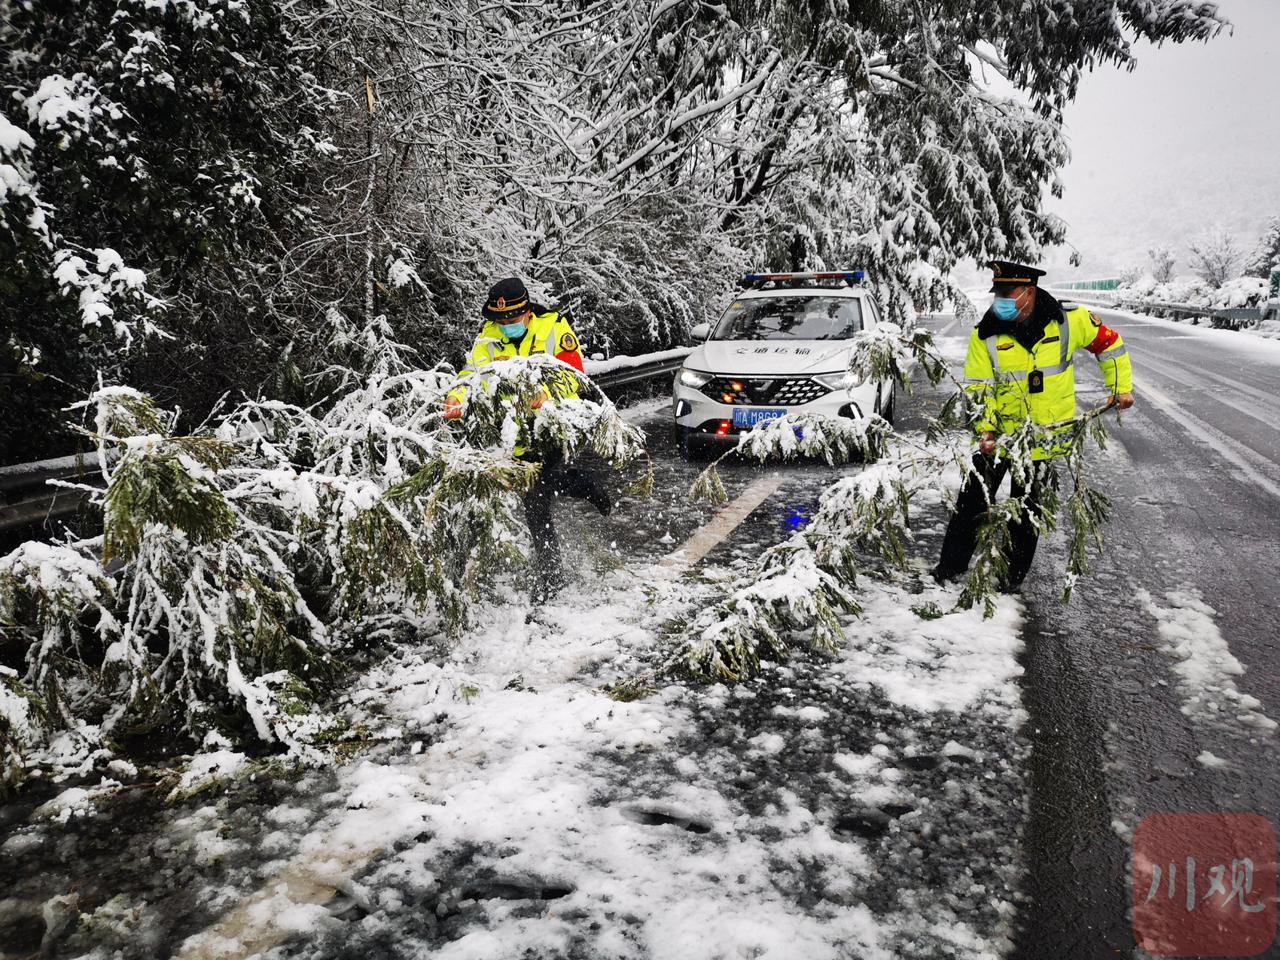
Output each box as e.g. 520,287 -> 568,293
700,376 -> 831,406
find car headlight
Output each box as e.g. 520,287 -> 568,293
812,370 -> 866,392
679,368 -> 712,388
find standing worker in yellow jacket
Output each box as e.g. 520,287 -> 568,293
444,277 -> 611,601
932,260 -> 1135,592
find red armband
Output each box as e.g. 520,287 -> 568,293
555,350 -> 585,372
1086,325 -> 1120,355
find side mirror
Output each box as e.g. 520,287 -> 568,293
690,322 -> 711,342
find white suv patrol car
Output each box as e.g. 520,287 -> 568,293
672,271 -> 894,457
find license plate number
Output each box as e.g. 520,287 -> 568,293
732,407 -> 786,428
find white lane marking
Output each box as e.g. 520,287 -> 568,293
1139,380 -> 1280,502
659,472 -> 787,570
1133,358 -> 1280,434
1136,353 -> 1280,413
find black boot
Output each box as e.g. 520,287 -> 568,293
560,466 -> 613,516
931,564 -> 960,585
586,478 -> 614,517
529,566 -> 566,605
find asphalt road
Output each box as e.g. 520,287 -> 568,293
999,307 -> 1280,959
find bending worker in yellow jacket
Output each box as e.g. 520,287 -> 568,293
444,277 -> 611,602
932,260 -> 1135,592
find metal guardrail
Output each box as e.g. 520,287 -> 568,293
1207,307 -> 1265,330
1049,288 -> 1265,330
589,352 -> 689,388
0,451 -> 104,535
0,352 -> 691,537
1114,300 -> 1264,330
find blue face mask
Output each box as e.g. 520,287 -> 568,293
499,322 -> 528,340
991,297 -> 1020,321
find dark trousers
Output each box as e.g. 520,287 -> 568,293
523,450 -> 605,595
936,455 -> 1056,589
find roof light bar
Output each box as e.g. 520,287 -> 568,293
743,270 -> 865,285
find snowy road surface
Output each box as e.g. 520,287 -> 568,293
5,307 -> 1280,959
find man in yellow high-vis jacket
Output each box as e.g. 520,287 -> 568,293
932,260 -> 1135,591
443,277 -> 611,601
443,277 -> 585,419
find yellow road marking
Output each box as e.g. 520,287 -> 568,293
175,845 -> 374,959
659,473 -> 786,570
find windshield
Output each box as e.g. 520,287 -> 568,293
711,295 -> 863,341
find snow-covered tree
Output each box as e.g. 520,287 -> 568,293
1187,227 -> 1244,287
0,0 -> 338,461
1244,217 -> 1280,279
1148,246 -> 1177,283
298,0 -> 1228,357
0,357 -> 646,791
2,0 -> 1229,462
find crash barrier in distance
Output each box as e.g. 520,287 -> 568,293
1045,288 -> 1266,331
0,348 -> 696,537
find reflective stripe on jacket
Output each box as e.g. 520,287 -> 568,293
963,305 -> 1133,459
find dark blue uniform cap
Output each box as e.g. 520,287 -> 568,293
483,277 -> 531,321
989,260 -> 1046,293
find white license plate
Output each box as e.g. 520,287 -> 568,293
732,407 -> 786,428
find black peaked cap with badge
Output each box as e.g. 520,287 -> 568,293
988,260 -> 1047,293
482,277 -> 532,322
977,259 -> 1063,346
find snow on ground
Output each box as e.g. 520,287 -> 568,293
835,588 -> 1024,716
196,566 -> 1026,960
621,395 -> 672,423
1196,750 -> 1229,769
1135,587 -> 1278,737
169,447 -> 1026,959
